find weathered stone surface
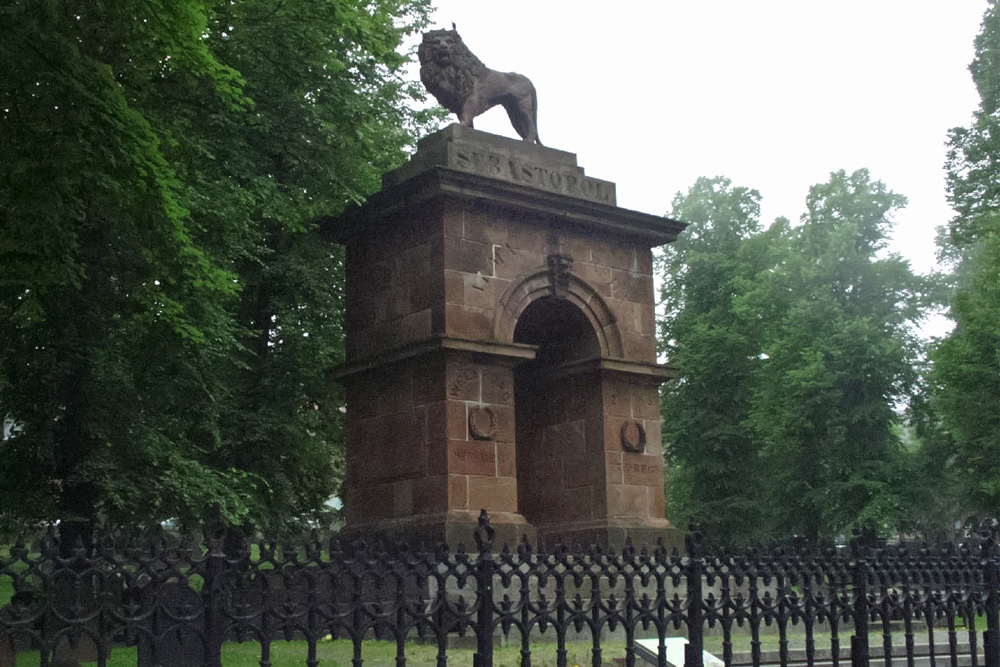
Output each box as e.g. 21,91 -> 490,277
328,126 -> 686,550
383,124 -> 616,205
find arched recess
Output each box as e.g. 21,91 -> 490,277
493,269 -> 624,359
502,269 -> 621,536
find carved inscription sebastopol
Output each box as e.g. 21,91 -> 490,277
485,371 -> 512,403
447,144 -> 615,204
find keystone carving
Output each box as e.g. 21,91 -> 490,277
546,253 -> 573,297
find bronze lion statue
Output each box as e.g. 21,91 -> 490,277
418,27 -> 541,144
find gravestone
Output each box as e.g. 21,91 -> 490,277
322,124 -> 687,549
136,582 -> 205,667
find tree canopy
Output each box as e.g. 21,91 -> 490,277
3,0 -> 996,546
0,0 -> 438,532
930,0 -> 1000,521
659,2 -> 1000,543
660,170 -> 929,544
659,176 -> 770,544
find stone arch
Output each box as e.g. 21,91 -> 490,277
493,268 -> 624,358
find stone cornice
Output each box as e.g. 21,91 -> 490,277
321,166 -> 686,247
331,335 -> 538,383
525,355 -> 679,386
320,125 -> 686,248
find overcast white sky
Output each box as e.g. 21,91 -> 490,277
422,1 -> 987,277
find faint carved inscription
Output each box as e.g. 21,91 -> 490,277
624,460 -> 661,485
609,386 -> 629,415
643,391 -> 658,409
621,420 -> 646,453
455,450 -> 492,463
453,446 -> 493,471
448,145 -> 615,204
449,366 -> 479,398
468,406 -> 498,441
485,371 -> 512,403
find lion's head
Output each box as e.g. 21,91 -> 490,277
418,28 -> 488,115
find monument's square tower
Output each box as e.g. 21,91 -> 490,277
322,124 -> 686,549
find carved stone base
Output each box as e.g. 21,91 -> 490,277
534,517 -> 684,553
326,125 -> 686,555
340,510 -> 536,551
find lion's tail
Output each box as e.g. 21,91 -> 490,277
532,87 -> 542,145
503,86 -> 541,145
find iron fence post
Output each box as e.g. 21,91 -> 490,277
202,533 -> 225,667
850,531 -> 870,667
983,530 -> 1000,667
473,511 -> 496,667
685,528 -> 704,667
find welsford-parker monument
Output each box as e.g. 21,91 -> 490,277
321,27 -> 687,550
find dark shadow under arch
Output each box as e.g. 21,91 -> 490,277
512,295 -> 605,532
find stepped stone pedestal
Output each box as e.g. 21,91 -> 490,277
322,124 -> 687,550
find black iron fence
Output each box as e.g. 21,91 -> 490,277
1,511 -> 999,667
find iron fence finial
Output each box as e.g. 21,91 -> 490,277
474,509 -> 494,555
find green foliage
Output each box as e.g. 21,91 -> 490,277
971,0 -> 1000,115
0,0 -> 436,532
931,0 -> 1000,521
9,639 -> 630,667
661,171 -> 928,543
900,389 -> 966,541
929,233 -> 1000,517
659,177 -> 770,545
749,169 -> 924,540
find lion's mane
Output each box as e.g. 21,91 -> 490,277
418,29 -> 489,116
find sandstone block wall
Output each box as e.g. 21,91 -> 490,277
327,124 -> 686,549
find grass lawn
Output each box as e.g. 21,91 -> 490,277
0,574 -> 13,609
8,627 -> 990,666
1,543 -> 22,608
12,639 -> 632,666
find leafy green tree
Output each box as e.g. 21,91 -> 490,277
183,0 -> 438,533
659,177 -> 771,545
898,389 -> 966,541
928,236 -> 1000,516
749,169 -> 925,540
0,0 -> 435,532
931,0 -> 1000,520
0,0 -> 246,531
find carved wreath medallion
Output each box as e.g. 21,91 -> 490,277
469,406 -> 498,441
620,420 -> 646,453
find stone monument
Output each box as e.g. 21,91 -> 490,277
321,123 -> 687,550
